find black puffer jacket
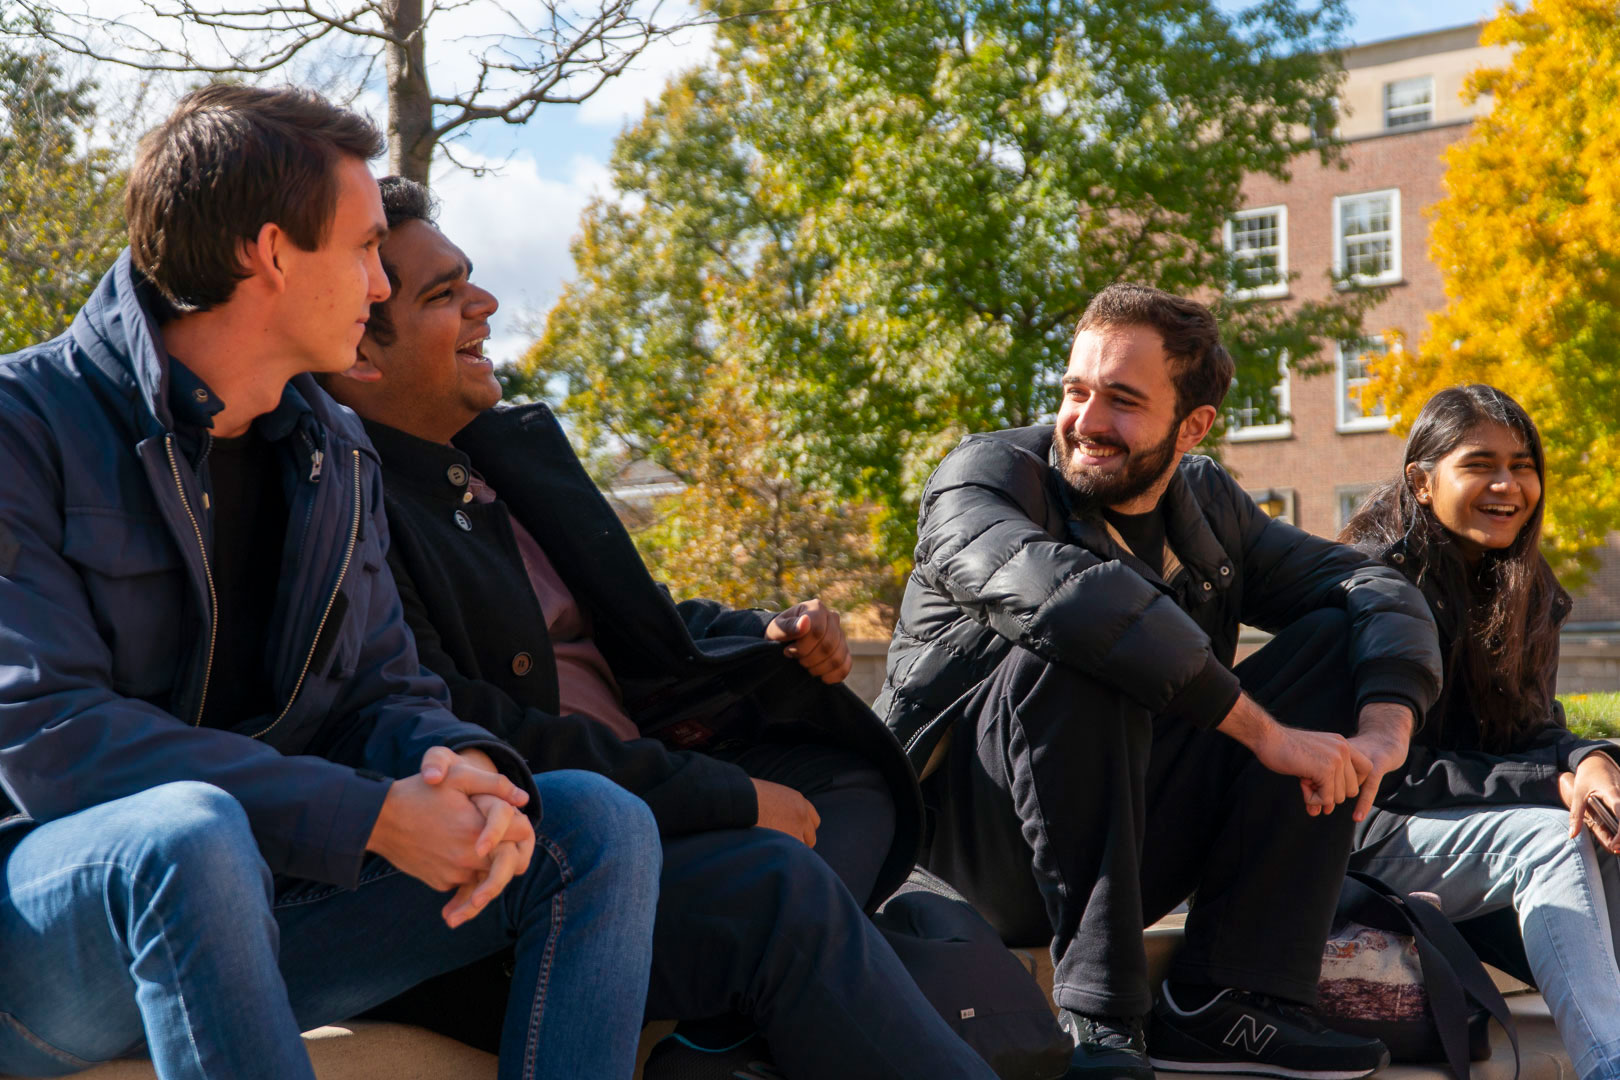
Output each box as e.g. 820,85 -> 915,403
877,426 -> 1444,769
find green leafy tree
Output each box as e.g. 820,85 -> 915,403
1370,0 -> 1620,577
524,0 -> 1371,609
1,42 -> 128,354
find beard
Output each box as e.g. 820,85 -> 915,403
1056,415 -> 1182,510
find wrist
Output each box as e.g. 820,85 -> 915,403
366,782 -> 401,857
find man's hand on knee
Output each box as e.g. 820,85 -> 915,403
766,598 -> 852,684
751,778 -> 820,847
1220,693 -> 1370,815
1346,702 -> 1414,823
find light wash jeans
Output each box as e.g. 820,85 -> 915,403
0,772 -> 660,1080
1358,804 -> 1620,1080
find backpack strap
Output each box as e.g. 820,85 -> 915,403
1342,871 -> 1520,1080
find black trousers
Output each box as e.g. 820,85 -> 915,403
923,609 -> 1360,1018
374,742 -> 992,1080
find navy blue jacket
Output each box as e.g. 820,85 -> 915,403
0,252 -> 534,888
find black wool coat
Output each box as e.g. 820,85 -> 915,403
878,425 -> 1445,771
364,404 -> 923,908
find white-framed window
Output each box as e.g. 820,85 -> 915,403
1337,484 -> 1377,530
1224,205 -> 1288,300
1384,76 -> 1434,129
1225,350 -> 1292,441
1333,189 -> 1402,288
1337,338 -> 1393,432
1247,487 -> 1297,526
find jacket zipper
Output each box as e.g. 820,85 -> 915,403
166,434 -> 218,726
250,448 -> 362,740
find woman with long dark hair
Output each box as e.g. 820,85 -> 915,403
1342,384 -> 1620,1080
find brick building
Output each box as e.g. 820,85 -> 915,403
1218,23 -> 1620,689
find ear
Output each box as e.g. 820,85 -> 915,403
1405,461 -> 1432,505
238,222 -> 290,294
1176,404 -> 1218,453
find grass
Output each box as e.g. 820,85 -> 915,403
1562,692 -> 1620,739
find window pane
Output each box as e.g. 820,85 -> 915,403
1384,77 -> 1433,129
1341,339 -> 1388,421
1339,194 -> 1395,282
1225,351 -> 1288,434
1229,210 -> 1282,291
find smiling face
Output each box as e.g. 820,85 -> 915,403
1409,420 -> 1542,562
344,218 -> 502,443
1054,323 -> 1214,513
277,155 -> 390,374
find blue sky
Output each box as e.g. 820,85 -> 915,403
423,0 -> 1507,365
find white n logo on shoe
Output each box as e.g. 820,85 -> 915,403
1222,1014 -> 1278,1055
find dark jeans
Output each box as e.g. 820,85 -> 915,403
379,741 -> 996,1080
923,609 -> 1360,1018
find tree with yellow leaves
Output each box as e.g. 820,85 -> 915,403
1371,0 -> 1620,575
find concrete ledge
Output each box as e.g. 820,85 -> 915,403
12,917 -> 1570,1080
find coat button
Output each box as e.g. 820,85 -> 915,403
512,652 -> 533,677
454,509 -> 472,531
447,464 -> 468,486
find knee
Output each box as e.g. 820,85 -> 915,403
534,770 -> 661,875
1283,608 -> 1352,658
745,831 -> 858,925
124,782 -> 269,906
133,782 -> 255,862
996,647 -> 1147,731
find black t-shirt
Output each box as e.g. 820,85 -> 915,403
201,428 -> 288,729
1101,503 -> 1167,578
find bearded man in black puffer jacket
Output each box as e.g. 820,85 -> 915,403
878,284 -> 1444,1080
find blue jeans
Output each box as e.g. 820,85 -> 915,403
1358,804 -> 1620,1080
0,773 -> 660,1080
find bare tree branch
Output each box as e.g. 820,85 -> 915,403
8,0 -> 798,185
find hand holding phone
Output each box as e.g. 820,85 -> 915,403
1585,794 -> 1619,849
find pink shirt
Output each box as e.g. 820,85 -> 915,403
469,476 -> 639,742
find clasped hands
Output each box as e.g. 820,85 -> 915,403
366,745 -> 534,929
1229,694 -> 1412,823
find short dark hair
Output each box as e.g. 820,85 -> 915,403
364,176 -> 439,347
127,83 -> 385,313
1075,284 -> 1234,418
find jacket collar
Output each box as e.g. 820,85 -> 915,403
1375,535 -> 1573,634
70,250 -> 334,454
70,250 -> 177,438
360,419 -> 475,506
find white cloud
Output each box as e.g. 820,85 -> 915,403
431,152 -> 614,368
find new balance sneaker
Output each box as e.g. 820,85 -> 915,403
1058,1009 -> 1156,1080
1149,982 -> 1390,1079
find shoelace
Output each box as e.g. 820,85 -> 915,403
1073,1013 -> 1147,1052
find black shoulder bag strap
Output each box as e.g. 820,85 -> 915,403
1340,870 -> 1521,1080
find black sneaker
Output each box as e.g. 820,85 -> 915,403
641,1028 -> 783,1080
1059,1009 -> 1156,1080
1149,982 -> 1390,1079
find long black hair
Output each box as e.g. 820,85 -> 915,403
1340,385 -> 1566,750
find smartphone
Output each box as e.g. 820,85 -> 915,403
1586,794 -> 1619,839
